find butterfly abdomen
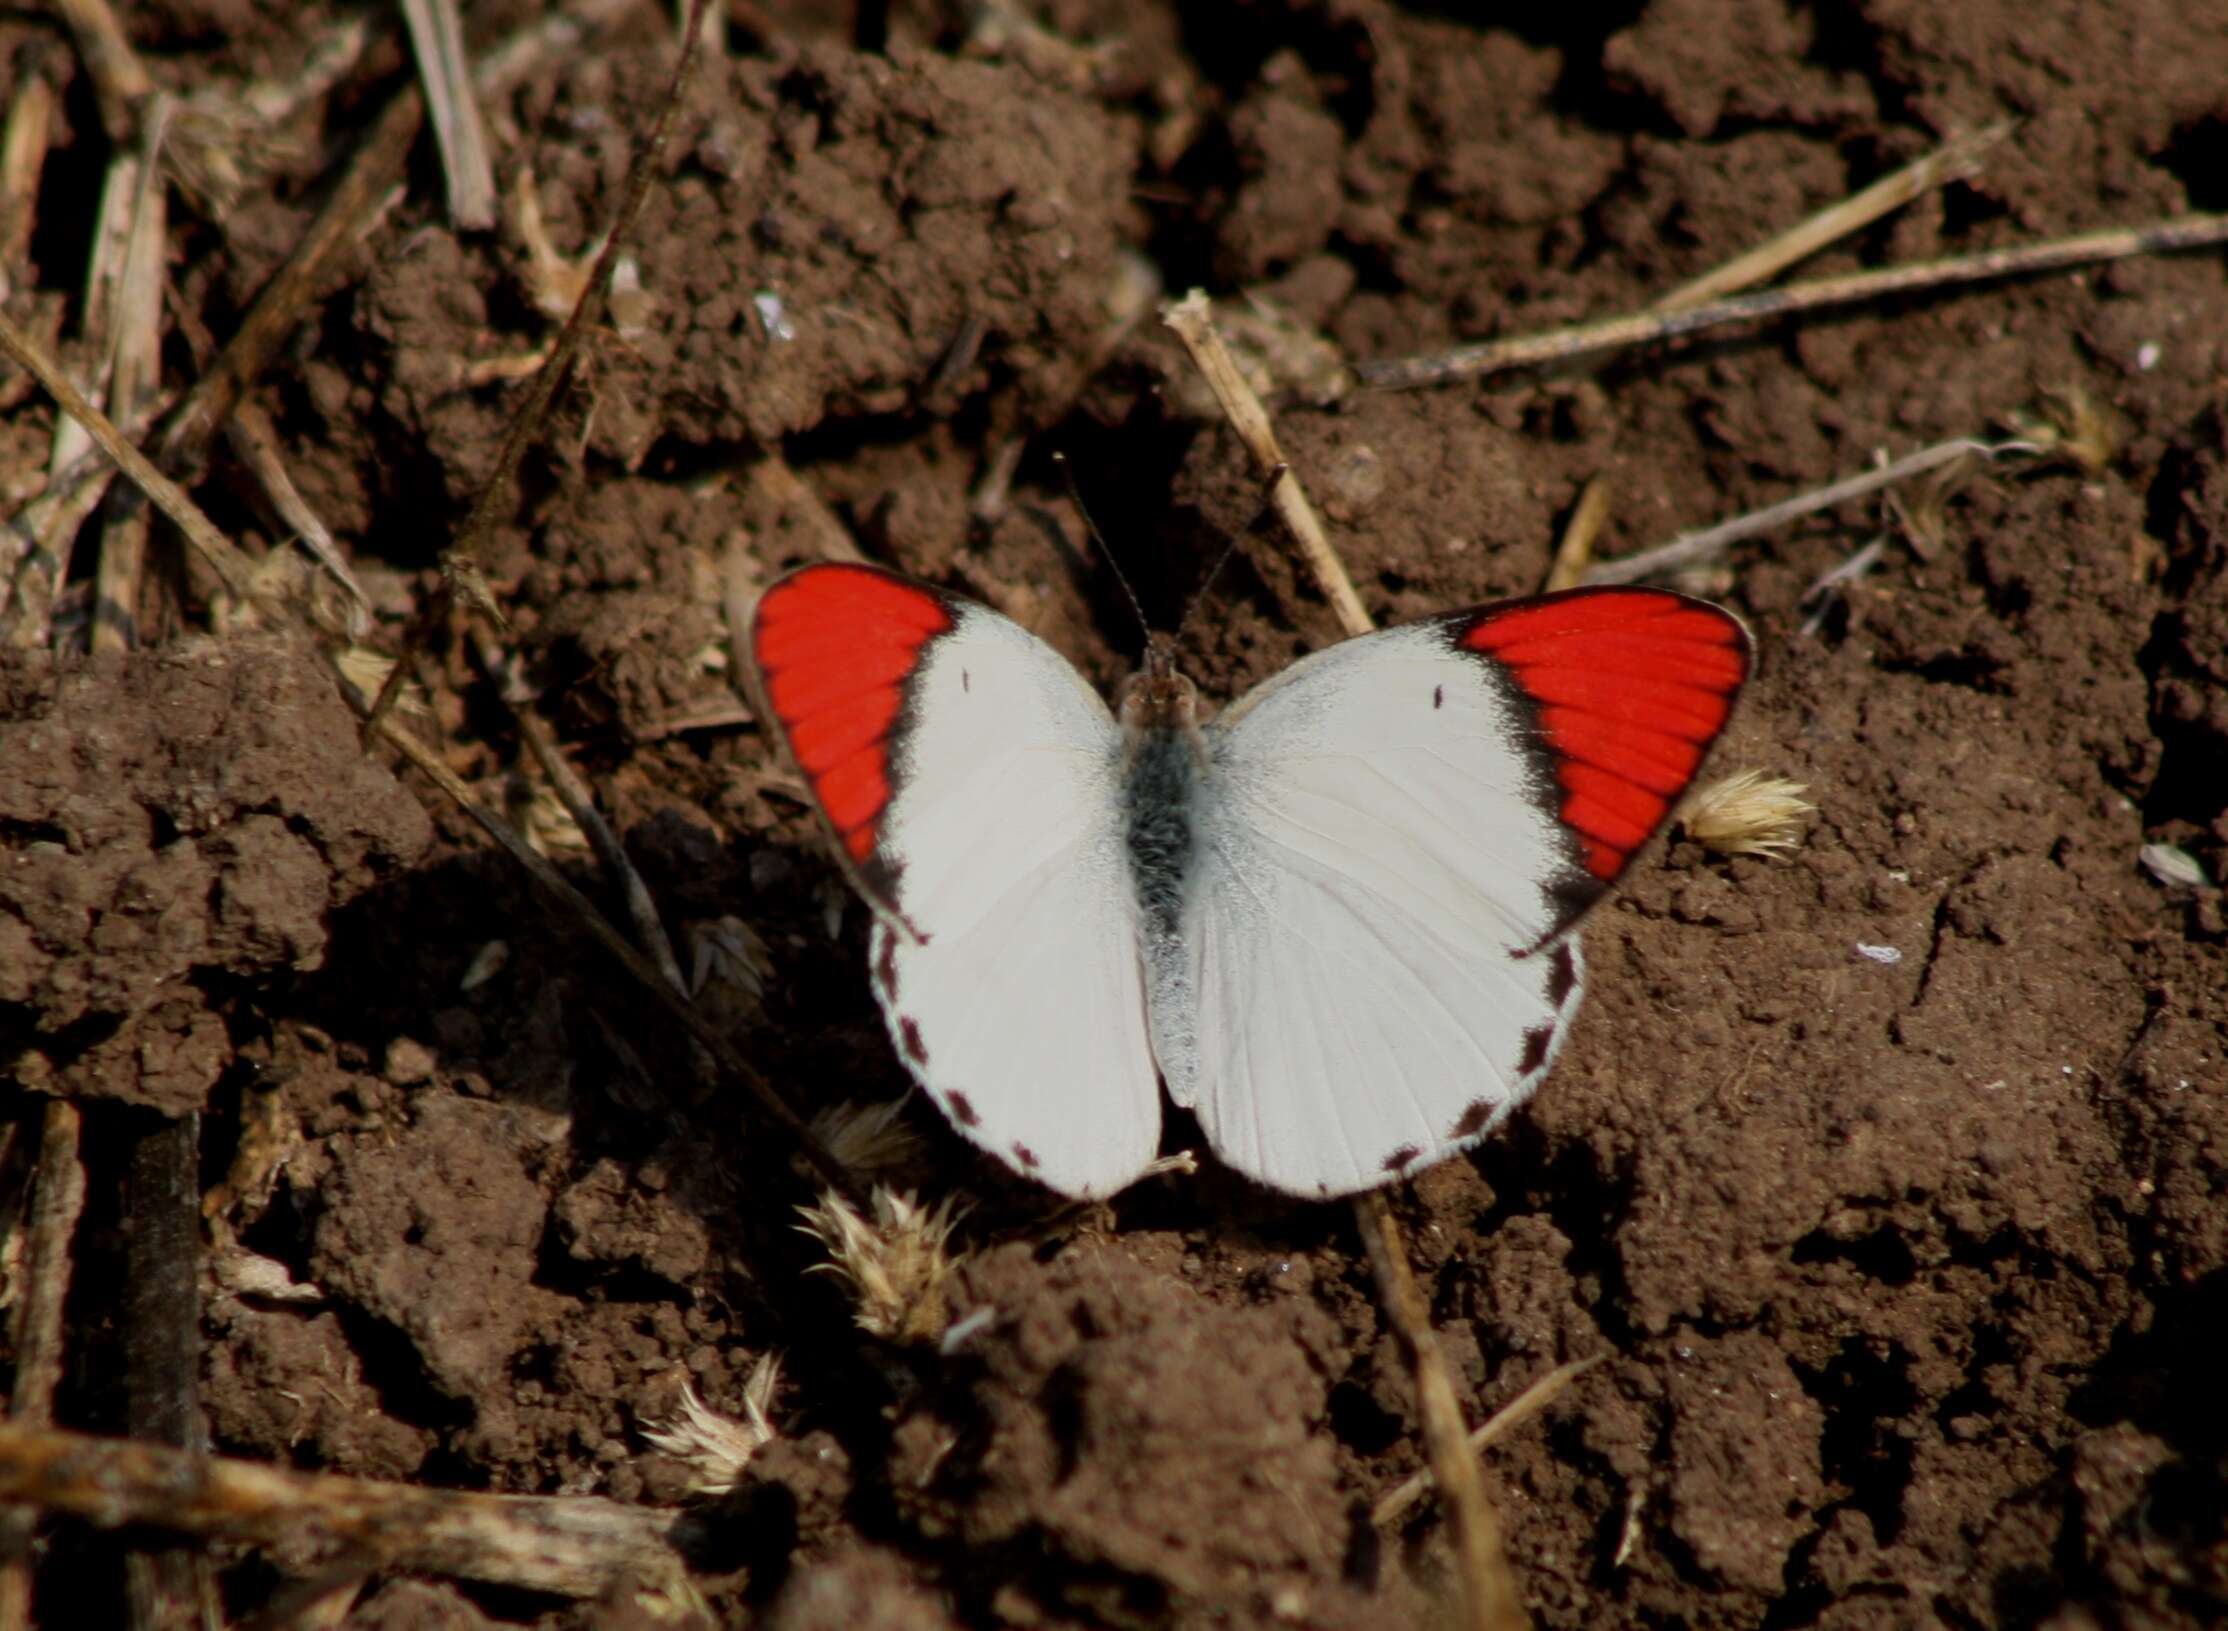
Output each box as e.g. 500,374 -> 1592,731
1122,728 -> 1201,942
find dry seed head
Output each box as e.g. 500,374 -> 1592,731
510,776 -> 589,857
796,1185 -> 965,1345
807,1098 -> 926,1176
689,915 -> 774,1035
640,1354 -> 780,1497
334,648 -> 428,716
1678,770 -> 1815,858
2009,385 -> 2124,475
688,916 -> 774,1002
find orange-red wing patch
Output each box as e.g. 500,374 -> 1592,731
1463,587 -> 1750,883
753,564 -> 955,864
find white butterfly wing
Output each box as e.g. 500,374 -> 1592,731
753,565 -> 1160,1198
1152,591 -> 1748,1196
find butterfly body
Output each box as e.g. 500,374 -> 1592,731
752,563 -> 1750,1200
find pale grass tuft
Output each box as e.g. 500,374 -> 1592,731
689,916 -> 775,1035
333,648 -> 428,717
688,915 -> 774,1000
2010,383 -> 2125,475
640,1354 -> 780,1496
1677,770 -> 1815,859
510,777 -> 589,857
807,1099 -> 925,1176
796,1185 -> 966,1345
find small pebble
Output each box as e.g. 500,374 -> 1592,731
383,1036 -> 437,1085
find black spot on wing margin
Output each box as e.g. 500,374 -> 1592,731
1518,1024 -> 1555,1076
874,929 -> 899,997
1546,942 -> 1578,1008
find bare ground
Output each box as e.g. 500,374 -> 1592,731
1,1 -> 2225,1627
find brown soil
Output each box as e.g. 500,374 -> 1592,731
4,1 -> 2226,1627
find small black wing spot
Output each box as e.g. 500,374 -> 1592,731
1451,1098 -> 1494,1139
1518,1024 -> 1555,1075
1546,942 -> 1579,1008
900,1017 -> 929,1065
1382,1144 -> 1422,1173
947,1090 -> 980,1127
962,669 -> 971,693
1432,684 -> 1444,710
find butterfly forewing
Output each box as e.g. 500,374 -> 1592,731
752,564 -> 1162,1198
1149,589 -> 1748,1196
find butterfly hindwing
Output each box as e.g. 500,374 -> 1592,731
752,564 -> 1162,1198
1147,588 -> 1748,1197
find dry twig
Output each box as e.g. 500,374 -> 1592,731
1373,1356 -> 1603,1527
0,307 -> 262,606
1543,475 -> 1612,594
748,454 -> 868,565
356,698 -> 858,1203
158,0 -> 645,483
366,0 -> 718,735
1582,435 -> 2035,586
471,630 -> 690,996
91,103 -> 172,654
156,83 -> 424,482
1161,289 -> 1372,637
1652,124 -> 2010,312
223,402 -> 369,634
1360,212 -> 2228,391
0,291 -> 855,1204
51,0 -> 154,144
0,73 -> 56,300
399,0 -> 498,230
0,1422 -> 696,1600
1162,287 -> 1528,1631
0,1103 -> 87,1631
123,1113 -> 215,1631
1357,1196 -> 1528,1630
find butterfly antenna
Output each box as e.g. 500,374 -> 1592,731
1172,459 -> 1287,650
1053,452 -> 1152,645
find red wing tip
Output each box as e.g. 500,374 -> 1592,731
750,564 -> 960,885
755,564 -> 955,648
1462,590 -> 1748,654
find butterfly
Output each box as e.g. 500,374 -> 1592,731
751,562 -> 1750,1199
